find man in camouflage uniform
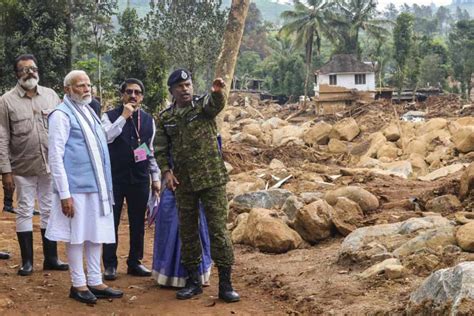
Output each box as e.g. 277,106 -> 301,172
154,69 -> 240,303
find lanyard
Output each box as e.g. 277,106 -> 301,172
130,110 -> 141,144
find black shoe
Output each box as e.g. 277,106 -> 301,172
104,266 -> 117,281
69,287 -> 97,304
17,231 -> 33,276
218,266 -> 240,303
127,264 -> 151,277
176,267 -> 203,300
0,251 -> 10,260
40,229 -> 69,271
88,286 -> 123,299
2,205 -> 15,214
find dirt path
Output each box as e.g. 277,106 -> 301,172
0,201 -> 288,315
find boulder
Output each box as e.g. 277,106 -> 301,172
231,213 -> 250,244
409,154 -> 428,177
452,126 -> 474,153
379,160 -> 413,179
456,222 -> 474,252
425,194 -> 462,214
393,225 -> 456,257
269,159 -> 286,170
339,216 -> 452,263
359,258 -> 401,279
272,124 -> 307,146
459,162 -> 474,200
280,196 -> 303,220
327,139 -> 347,154
425,146 -> 450,165
416,118 -> 448,136
245,208 -> 303,253
231,132 -> 260,146
242,123 -> 263,139
405,139 -> 427,157
324,186 -> 379,212
261,117 -> 287,130
407,262 -> 474,315
385,264 -> 407,279
455,117 -> 474,127
418,163 -> 468,181
292,200 -> 334,244
383,123 -> 400,142
226,178 -> 266,199
376,143 -> 399,160
364,132 -> 387,158
231,189 -> 293,213
300,192 -> 324,204
303,121 -> 332,145
331,197 -> 364,236
329,117 -> 360,141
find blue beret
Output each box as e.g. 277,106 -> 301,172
167,69 -> 192,87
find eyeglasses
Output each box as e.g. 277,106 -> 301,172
125,89 -> 143,96
17,66 -> 38,74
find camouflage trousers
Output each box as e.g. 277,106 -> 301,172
175,184 -> 234,268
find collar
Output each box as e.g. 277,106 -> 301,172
15,82 -> 41,98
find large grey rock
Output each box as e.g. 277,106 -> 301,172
231,189 -> 293,213
245,208 -> 303,253
425,194 -> 462,214
292,200 -> 334,244
339,216 -> 452,263
393,225 -> 456,257
324,186 -> 379,212
280,196 -> 303,220
407,262 -> 474,315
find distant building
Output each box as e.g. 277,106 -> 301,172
314,54 -> 376,96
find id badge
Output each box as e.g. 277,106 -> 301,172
134,148 -> 147,163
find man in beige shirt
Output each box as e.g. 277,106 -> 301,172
0,54 -> 68,276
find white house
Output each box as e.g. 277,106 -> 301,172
314,54 -> 375,97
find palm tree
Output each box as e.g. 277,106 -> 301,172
330,0 -> 390,56
279,0 -> 330,109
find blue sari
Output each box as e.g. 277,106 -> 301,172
151,189 -> 212,287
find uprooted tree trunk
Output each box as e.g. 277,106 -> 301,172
214,0 -> 250,107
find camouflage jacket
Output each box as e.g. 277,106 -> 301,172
154,91 -> 229,192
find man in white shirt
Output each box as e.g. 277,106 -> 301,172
46,70 -> 122,304
101,78 -> 160,280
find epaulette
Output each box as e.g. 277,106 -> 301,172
159,105 -> 173,117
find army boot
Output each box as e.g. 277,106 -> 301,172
41,229 -> 69,271
17,231 -> 33,276
218,266 -> 240,302
176,267 -> 202,300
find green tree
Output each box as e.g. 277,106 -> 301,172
280,0 -> 329,106
449,20 -> 474,100
0,0 -> 71,92
327,0 -> 389,56
111,8 -> 146,84
393,13 -> 414,98
240,3 -> 270,58
145,0 -> 227,92
72,0 -> 118,101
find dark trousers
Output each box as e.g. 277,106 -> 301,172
103,182 -> 149,268
175,185 -> 234,268
3,186 -> 13,208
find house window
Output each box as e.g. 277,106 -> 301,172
329,74 -> 337,85
355,74 -> 366,85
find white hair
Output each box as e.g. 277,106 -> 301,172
64,70 -> 88,87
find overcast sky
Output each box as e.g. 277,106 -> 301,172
377,0 -> 452,8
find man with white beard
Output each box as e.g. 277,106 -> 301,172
46,70 -> 122,304
0,54 -> 68,276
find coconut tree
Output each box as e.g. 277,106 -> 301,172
279,0 -> 330,108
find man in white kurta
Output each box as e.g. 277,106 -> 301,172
46,70 -> 122,304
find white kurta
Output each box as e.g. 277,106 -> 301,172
45,103 -> 115,244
